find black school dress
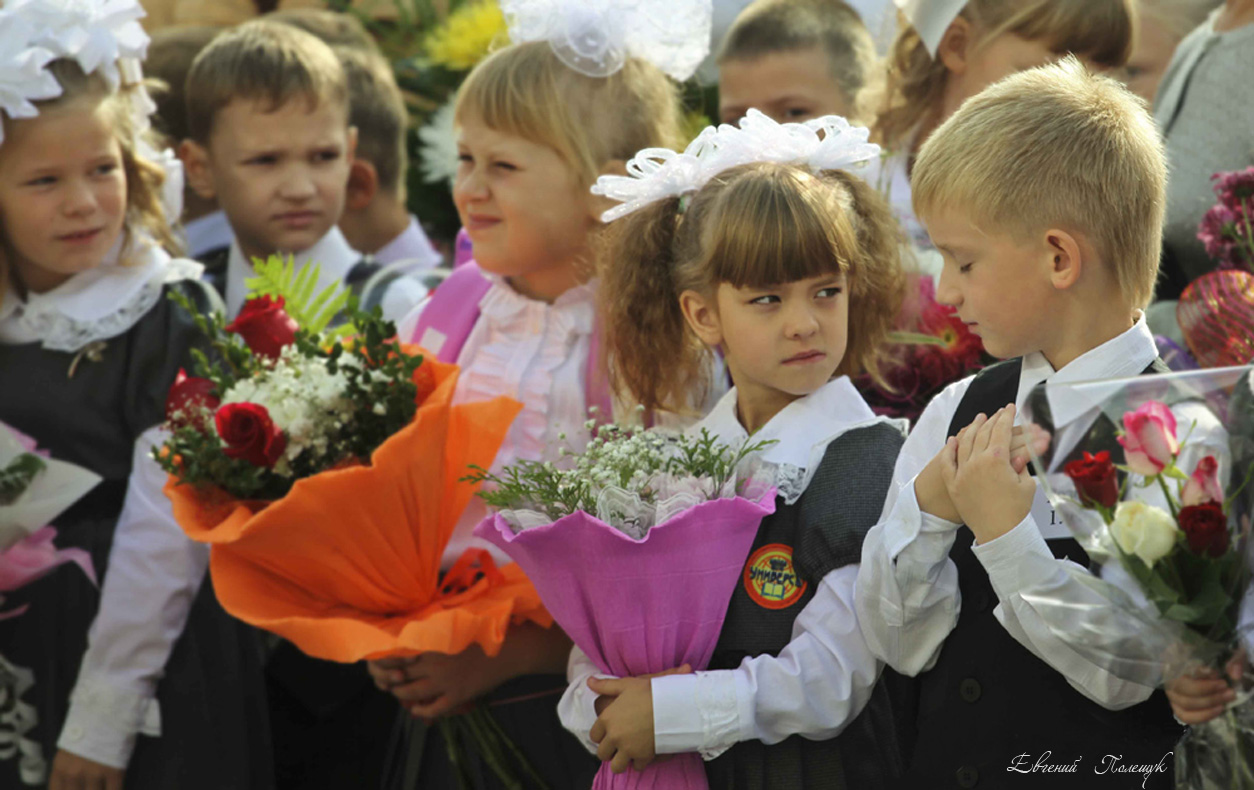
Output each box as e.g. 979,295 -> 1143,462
0,261 -> 272,789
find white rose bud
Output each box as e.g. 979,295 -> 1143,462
1110,501 -> 1178,567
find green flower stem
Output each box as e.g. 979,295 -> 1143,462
1158,474 -> 1179,521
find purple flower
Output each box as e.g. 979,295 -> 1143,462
1198,204 -> 1240,268
1213,167 -> 1254,209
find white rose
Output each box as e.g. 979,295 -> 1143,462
1110,501 -> 1178,567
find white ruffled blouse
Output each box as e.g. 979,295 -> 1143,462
0,237 -> 204,352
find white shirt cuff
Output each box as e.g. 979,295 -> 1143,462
57,678 -> 161,769
971,516 -> 1056,600
652,672 -> 745,760
883,475 -> 961,558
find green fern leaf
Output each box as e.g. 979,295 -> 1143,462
244,254 -> 352,333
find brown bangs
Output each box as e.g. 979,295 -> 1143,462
699,164 -> 854,290
1003,0 -> 1135,68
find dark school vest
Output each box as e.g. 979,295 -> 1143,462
705,421 -> 916,789
902,358 -> 1182,790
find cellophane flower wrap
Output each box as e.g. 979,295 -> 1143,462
472,421 -> 776,790
156,256 -> 537,663
0,421 -> 100,619
1019,366 -> 1254,789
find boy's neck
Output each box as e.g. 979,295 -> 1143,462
1039,302 -> 1137,372
339,193 -> 411,256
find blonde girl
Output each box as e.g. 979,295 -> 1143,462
0,20 -> 269,790
561,114 -> 915,788
372,8 -> 717,785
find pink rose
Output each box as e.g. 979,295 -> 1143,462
1182,455 -> 1224,507
1118,401 -> 1179,477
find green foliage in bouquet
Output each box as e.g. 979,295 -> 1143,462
467,420 -> 773,522
153,255 -> 425,501
0,453 -> 45,506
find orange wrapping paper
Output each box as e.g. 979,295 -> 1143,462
165,351 -> 547,662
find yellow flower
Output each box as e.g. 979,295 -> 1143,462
424,2 -> 508,72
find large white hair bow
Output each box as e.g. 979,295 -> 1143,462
5,0 -> 149,90
0,11 -> 62,147
593,109 -> 881,223
500,0 -> 712,81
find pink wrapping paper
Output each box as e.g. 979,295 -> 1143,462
0,527 -> 96,620
475,492 -> 775,790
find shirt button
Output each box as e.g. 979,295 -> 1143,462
66,725 -> 84,742
957,765 -> 980,788
959,677 -> 982,703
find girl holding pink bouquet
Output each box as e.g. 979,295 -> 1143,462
559,111 -> 916,788
0,3 -> 272,788
371,1 -> 721,786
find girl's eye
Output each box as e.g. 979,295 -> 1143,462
816,286 -> 843,298
749,294 -> 780,305
24,175 -> 56,187
457,153 -> 472,164
784,107 -> 811,119
959,262 -> 974,274
94,162 -> 118,176
247,155 -> 277,166
491,161 -> 517,171
314,149 -> 340,162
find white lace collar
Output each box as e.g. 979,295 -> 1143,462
0,235 -> 202,352
225,227 -> 359,318
478,274 -> 597,338
692,376 -> 904,504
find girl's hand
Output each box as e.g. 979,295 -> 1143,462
49,749 -> 125,790
942,406 -> 1036,544
588,671 -> 690,774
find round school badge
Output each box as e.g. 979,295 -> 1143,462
743,543 -> 807,610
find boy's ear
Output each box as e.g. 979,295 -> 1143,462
679,288 -> 723,349
179,139 -> 216,200
346,159 -> 378,211
937,16 -> 973,76
1045,229 -> 1083,291
588,159 -> 627,223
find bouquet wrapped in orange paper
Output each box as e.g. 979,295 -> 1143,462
156,256 -> 542,662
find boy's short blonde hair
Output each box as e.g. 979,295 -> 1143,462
912,57 -> 1165,310
336,46 -> 407,196
185,20 -> 348,144
875,0 -> 1135,150
718,0 -> 878,120
455,41 -> 683,188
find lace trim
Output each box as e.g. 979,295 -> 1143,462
0,655 -> 46,786
16,259 -> 200,353
772,463 -> 810,506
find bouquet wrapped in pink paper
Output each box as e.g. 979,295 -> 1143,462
0,421 -> 100,619
473,422 -> 775,790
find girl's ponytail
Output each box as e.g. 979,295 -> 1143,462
823,169 -> 906,388
598,196 -> 708,414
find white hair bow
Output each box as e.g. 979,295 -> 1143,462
0,11 -> 62,147
6,0 -> 149,90
500,0 -> 712,81
593,109 -> 881,223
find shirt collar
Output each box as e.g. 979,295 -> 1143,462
1020,310 -> 1158,427
477,274 -> 598,337
374,215 -> 442,269
226,227 -> 359,318
692,377 -> 894,502
183,210 -> 233,259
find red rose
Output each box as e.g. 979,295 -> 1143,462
215,403 -> 287,467
1179,502 -> 1229,557
225,296 -> 298,361
1064,450 -> 1118,510
165,369 -> 219,432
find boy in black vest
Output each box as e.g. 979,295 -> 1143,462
855,57 -> 1201,789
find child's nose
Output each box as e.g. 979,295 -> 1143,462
62,180 -> 97,216
279,167 -> 317,200
783,303 -> 820,338
936,265 -> 962,307
454,166 -> 489,204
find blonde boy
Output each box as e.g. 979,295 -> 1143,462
855,57 -> 1224,788
181,20 -> 360,318
717,0 -> 877,124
